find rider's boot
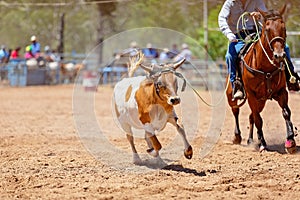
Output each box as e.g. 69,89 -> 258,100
232,79 -> 244,100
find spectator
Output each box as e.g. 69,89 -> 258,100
159,48 -> 169,62
43,45 -> 60,62
30,35 -> 41,58
11,47 -> 21,59
174,43 -> 192,62
167,44 -> 179,59
128,41 -> 138,56
142,43 -> 159,59
0,45 -> 9,63
24,45 -> 34,59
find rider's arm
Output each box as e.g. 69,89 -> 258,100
218,0 -> 237,42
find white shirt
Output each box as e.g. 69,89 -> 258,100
218,0 -> 267,41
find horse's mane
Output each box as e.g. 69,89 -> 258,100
264,9 -> 282,21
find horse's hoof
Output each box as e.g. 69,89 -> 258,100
247,138 -> 254,145
233,134 -> 242,144
285,139 -> 297,154
259,145 -> 267,152
147,148 -> 159,157
184,146 -> 193,159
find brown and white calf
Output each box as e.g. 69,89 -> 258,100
113,53 -> 193,164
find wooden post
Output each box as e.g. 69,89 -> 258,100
57,13 -> 65,61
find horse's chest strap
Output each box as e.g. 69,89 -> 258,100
241,57 -> 283,99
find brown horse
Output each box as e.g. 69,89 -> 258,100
227,5 -> 297,154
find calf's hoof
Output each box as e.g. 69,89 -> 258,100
184,146 -> 193,159
147,148 -> 159,157
133,153 -> 143,165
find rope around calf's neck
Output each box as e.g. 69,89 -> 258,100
184,75 -> 230,107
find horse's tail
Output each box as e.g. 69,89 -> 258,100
127,51 -> 144,77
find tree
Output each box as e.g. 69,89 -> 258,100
195,5 -> 227,61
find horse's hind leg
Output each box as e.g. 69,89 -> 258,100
226,77 -> 242,144
247,113 -> 254,145
232,107 -> 242,144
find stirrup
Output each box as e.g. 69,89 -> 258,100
232,79 -> 245,100
233,90 -> 244,100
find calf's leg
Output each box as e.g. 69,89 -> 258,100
168,116 -> 193,159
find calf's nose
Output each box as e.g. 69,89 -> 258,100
168,96 -> 181,105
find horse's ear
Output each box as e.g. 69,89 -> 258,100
257,8 -> 267,19
279,4 -> 287,16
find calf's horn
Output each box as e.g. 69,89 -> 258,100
173,58 -> 186,70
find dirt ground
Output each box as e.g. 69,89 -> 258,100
1,84 -> 300,200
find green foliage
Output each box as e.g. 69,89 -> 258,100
195,5 -> 227,61
1,0 -> 300,59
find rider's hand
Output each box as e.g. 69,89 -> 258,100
227,33 -> 238,42
250,11 -> 262,20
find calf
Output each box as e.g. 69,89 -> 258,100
113,52 -> 193,164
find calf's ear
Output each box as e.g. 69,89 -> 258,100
140,63 -> 153,73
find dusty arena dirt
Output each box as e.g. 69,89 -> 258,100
1,84 -> 300,199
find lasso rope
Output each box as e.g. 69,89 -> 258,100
237,12 -> 295,81
236,12 -> 260,43
183,71 -> 230,107
179,62 -> 230,107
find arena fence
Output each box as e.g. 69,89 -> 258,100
1,56 -> 299,89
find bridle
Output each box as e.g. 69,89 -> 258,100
264,16 -> 286,53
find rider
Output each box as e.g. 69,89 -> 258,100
219,0 -> 300,100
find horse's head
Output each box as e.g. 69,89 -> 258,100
140,58 -> 186,106
259,5 -> 287,63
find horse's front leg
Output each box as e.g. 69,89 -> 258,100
168,116 -> 193,159
254,113 -> 267,152
282,106 -> 296,153
248,98 -> 267,151
274,90 -> 297,154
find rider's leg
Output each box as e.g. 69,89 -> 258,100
226,41 -> 245,99
284,44 -> 300,91
225,43 -> 237,84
